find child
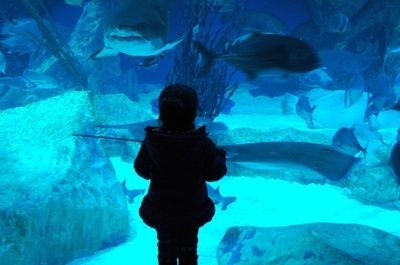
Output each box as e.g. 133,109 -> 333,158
134,83 -> 227,265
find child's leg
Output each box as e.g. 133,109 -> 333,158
176,226 -> 199,265
156,228 -> 178,265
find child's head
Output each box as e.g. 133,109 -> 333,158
158,83 -> 198,131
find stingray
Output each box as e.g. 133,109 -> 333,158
222,142 -> 360,181
73,134 -> 359,180
90,0 -> 182,59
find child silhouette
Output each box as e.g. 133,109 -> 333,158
134,84 -> 227,265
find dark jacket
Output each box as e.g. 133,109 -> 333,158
134,125 -> 227,229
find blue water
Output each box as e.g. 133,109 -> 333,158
1,0 -> 400,265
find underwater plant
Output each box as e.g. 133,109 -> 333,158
165,0 -> 245,119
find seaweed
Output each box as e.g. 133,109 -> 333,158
23,0 -> 88,90
165,0 -> 246,120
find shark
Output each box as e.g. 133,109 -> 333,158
207,184 -> 236,211
121,179 -> 145,204
90,0 -> 183,59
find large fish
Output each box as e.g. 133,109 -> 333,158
194,32 -> 321,80
90,0 -> 183,59
223,142 -> 360,181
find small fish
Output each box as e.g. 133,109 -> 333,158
0,50 -> 6,74
364,73 -> 396,120
22,70 -> 59,89
296,95 -> 317,128
207,184 -> 236,211
139,55 -> 163,69
391,129 -> 400,182
194,32 -> 320,80
332,127 -> 367,158
344,72 -> 364,108
90,0 -> 183,59
122,179 -> 145,204
324,13 -> 350,33
220,98 -> 235,114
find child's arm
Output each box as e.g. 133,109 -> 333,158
203,138 -> 227,181
134,141 -> 151,180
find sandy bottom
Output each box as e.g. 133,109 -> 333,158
68,156 -> 400,265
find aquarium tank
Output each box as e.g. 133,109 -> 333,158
1,0 -> 400,264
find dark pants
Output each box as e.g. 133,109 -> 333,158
156,225 -> 199,265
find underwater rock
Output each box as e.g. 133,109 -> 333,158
0,91 -> 130,265
217,223 -> 400,265
346,165 -> 400,209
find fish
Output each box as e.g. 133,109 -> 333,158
139,55 -> 163,69
194,32 -> 321,80
65,0 -> 85,7
296,95 -> 316,128
122,179 -> 145,204
364,73 -> 396,120
344,72 -> 364,108
22,70 -> 59,89
0,18 -> 41,54
0,50 -> 6,74
222,141 -> 360,181
95,118 -> 228,139
391,130 -> 400,182
90,0 -> 183,59
206,184 -> 236,211
332,128 -> 367,158
323,13 -> 350,33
